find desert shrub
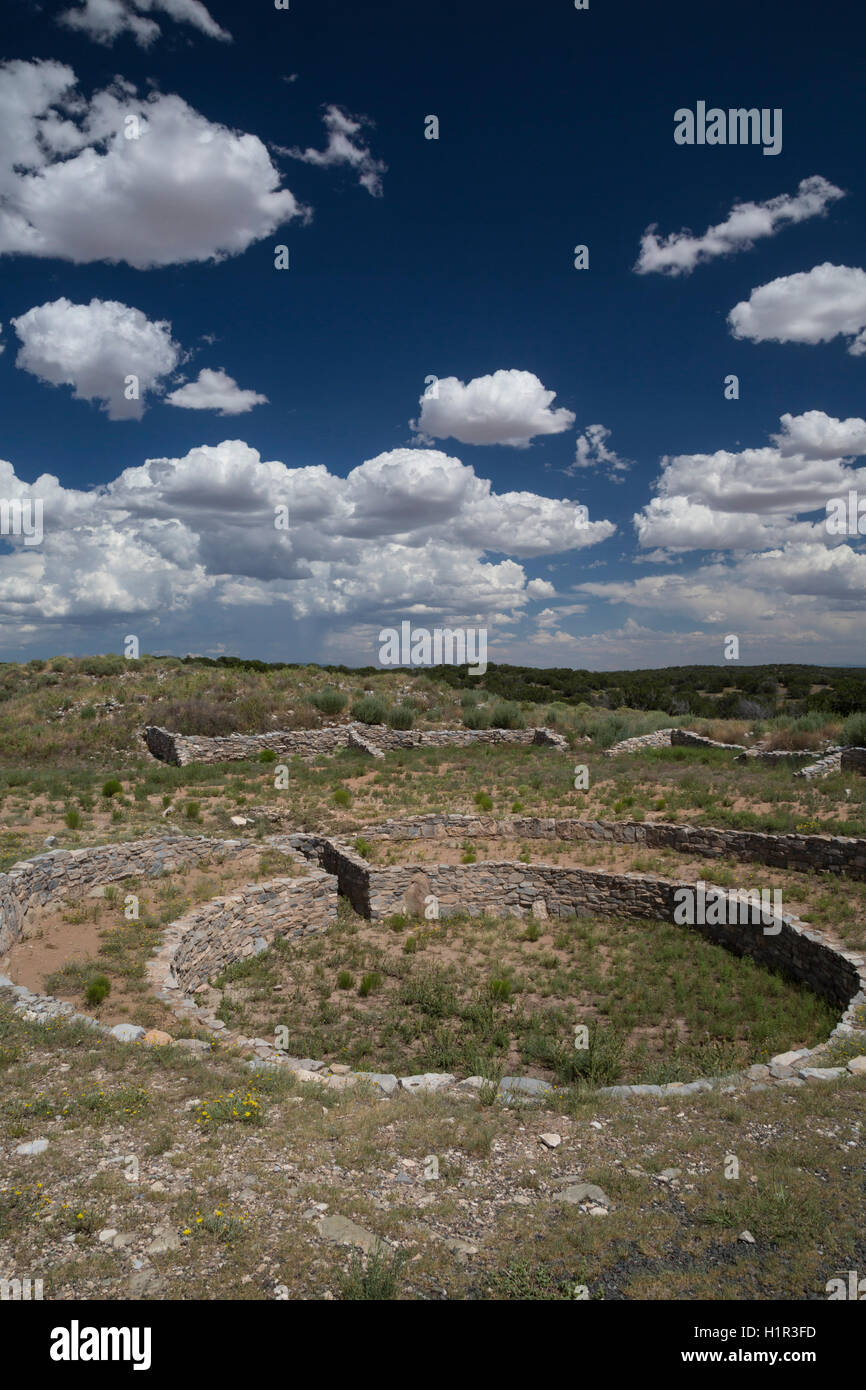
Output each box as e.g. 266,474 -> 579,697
332,787 -> 352,808
339,1247 -> 407,1301
101,778 -> 122,798
488,701 -> 525,730
462,707 -> 491,730
386,704 -> 414,730
474,791 -> 493,811
64,808 -> 81,830
310,688 -> 348,716
842,712 -> 866,747
79,656 -> 124,677
146,699 -> 239,737
351,695 -> 388,725
337,970 -> 354,990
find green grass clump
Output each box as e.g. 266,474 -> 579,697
84,974 -> 111,1006
339,1246 -> 406,1300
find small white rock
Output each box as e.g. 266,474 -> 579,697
539,1133 -> 561,1150
15,1138 -> 48,1156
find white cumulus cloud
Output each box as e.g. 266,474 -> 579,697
0,60 -> 303,267
728,263 -> 866,354
412,369 -> 576,448
58,0 -> 232,46
11,297 -> 180,421
0,443 -> 614,652
635,176 -> 844,275
166,369 -> 268,416
568,423 -> 632,477
282,105 -> 386,196
632,410 -> 866,552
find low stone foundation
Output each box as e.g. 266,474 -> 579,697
797,750 -> 844,780
1,819 -> 864,1103
142,722 -> 568,766
0,833 -> 253,957
148,845 -> 337,997
671,729 -> 746,752
352,813 -> 866,880
291,828 -> 865,1018
605,727 -> 835,763
0,832 -> 339,1047
736,748 -> 817,764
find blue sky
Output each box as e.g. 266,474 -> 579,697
0,0 -> 864,666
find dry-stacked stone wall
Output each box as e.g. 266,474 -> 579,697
604,729 -> 747,757
0,834 -> 253,957
287,822 -> 866,1079
354,813 -> 866,880
148,857 -> 337,997
797,750 -> 844,780
143,723 -> 568,766
292,844 -> 863,1013
2,823 -> 864,1102
736,748 -> 817,764
286,834 -> 371,916
605,728 -> 835,763
670,729 -> 746,751
0,833 -> 338,1045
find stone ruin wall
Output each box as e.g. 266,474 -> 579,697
1,822 -> 863,1098
288,819 -> 866,1019
358,860 -> 862,1011
150,858 -> 338,997
0,831 -> 340,1026
0,834 -> 253,957
355,813 -> 866,880
142,723 -> 568,766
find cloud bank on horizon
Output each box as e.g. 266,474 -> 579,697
0,441 -> 613,660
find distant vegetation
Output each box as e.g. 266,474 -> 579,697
426,662 -> 866,720
0,655 -> 862,777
